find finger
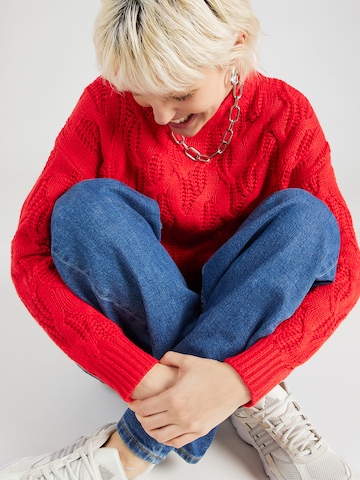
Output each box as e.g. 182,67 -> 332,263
129,396 -> 168,417
160,351 -> 185,368
135,411 -> 172,432
164,432 -> 200,448
144,423 -> 197,446
127,400 -> 139,413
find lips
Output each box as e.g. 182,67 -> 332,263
169,113 -> 196,131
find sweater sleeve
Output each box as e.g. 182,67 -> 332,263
225,94 -> 360,405
11,80 -> 157,402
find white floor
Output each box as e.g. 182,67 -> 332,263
1,1 -> 359,478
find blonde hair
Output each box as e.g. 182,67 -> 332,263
94,0 -> 260,95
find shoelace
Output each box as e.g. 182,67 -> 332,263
28,434 -> 97,480
252,393 -> 325,458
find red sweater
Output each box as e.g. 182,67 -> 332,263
11,73 -> 360,405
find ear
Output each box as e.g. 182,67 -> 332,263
235,32 -> 246,45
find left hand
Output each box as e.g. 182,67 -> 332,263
128,351 -> 251,448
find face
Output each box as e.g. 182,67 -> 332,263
131,67 -> 232,138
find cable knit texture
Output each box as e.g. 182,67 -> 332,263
11,73 -> 360,404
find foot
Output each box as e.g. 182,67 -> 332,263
0,424 -> 152,480
231,383 -> 355,480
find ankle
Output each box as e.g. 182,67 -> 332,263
104,431 -> 152,479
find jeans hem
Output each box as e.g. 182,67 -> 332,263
117,418 -> 169,465
117,417 -> 205,465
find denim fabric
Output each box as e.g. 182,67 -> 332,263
51,179 -> 340,464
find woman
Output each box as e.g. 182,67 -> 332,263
3,0 -> 359,479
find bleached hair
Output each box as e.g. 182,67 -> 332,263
94,0 -> 260,95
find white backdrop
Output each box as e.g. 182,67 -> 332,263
0,1 -> 359,478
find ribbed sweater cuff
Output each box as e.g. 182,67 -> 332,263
92,338 -> 158,402
225,339 -> 291,407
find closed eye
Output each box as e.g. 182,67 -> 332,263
132,91 -> 194,102
171,93 -> 193,102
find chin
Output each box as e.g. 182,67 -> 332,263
181,120 -> 207,138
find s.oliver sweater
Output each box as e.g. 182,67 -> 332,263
11,73 -> 360,405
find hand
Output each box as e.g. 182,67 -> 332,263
128,351 -> 251,448
131,362 -> 179,400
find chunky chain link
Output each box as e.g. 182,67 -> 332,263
171,71 -> 243,163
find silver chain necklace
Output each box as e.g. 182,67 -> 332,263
171,71 -> 243,163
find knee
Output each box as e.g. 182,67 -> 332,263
51,180 -> 107,237
52,178 -> 141,227
272,188 -> 340,254
51,178 -> 162,244
279,188 -> 338,229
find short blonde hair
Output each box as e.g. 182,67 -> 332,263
94,0 -> 260,95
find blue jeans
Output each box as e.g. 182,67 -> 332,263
50,179 -> 340,464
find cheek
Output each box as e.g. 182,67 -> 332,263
191,87 -> 229,115
132,96 -> 150,108
196,100 -> 223,118
189,97 -> 220,115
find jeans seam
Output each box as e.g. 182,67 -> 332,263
52,249 -> 137,318
175,446 -> 203,463
316,259 -> 338,280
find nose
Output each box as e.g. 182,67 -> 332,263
151,99 -> 176,125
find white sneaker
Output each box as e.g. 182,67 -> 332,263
0,423 -> 144,480
231,383 -> 355,480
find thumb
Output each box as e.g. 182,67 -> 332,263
160,351 -> 185,368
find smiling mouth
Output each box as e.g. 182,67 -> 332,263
170,114 -> 193,124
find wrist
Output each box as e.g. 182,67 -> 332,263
223,362 -> 251,406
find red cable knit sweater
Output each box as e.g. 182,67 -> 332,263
11,73 -> 360,405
